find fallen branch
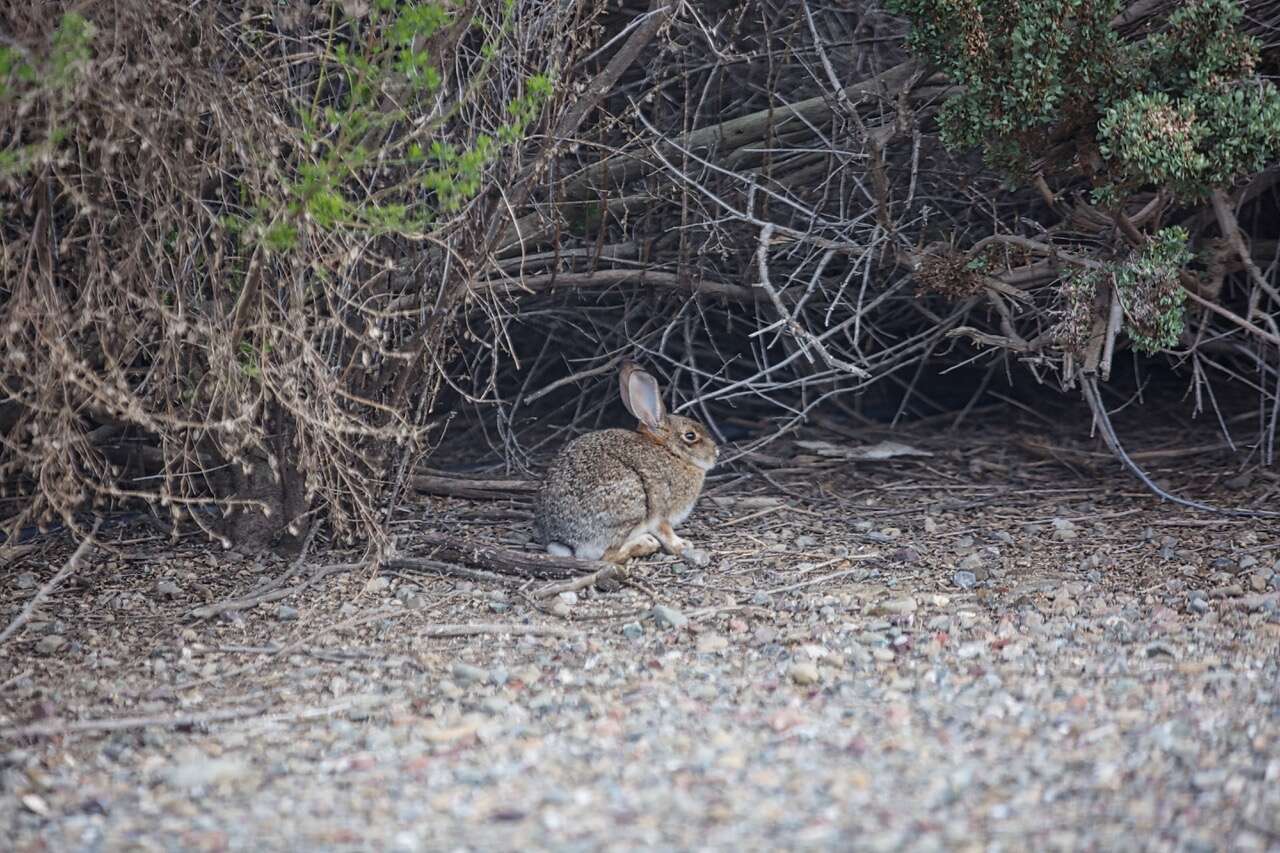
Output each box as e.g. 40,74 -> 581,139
413,473 -> 537,501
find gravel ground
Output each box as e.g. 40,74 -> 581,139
3,415 -> 1280,851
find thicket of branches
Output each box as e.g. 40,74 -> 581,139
2,0 -> 1278,552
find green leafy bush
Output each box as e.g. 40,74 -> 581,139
888,0 -> 1280,198
1112,226 -> 1191,353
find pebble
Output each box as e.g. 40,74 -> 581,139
163,754 -> 252,789
451,662 -> 489,685
621,622 -> 644,640
952,570 -> 977,590
15,572 -> 36,590
1051,519 -> 1078,541
365,577 -> 390,594
36,635 -> 66,655
155,579 -> 181,599
923,516 -> 938,534
753,625 -> 779,645
275,605 -> 299,621
794,534 -> 817,549
957,553 -> 984,572
877,596 -> 917,615
789,661 -> 820,685
653,605 -> 688,629
697,633 -> 729,654
750,591 -> 771,606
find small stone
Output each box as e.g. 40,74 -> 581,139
155,579 -> 181,599
957,641 -> 986,659
365,576 -> 390,594
750,591 -> 771,606
871,647 -> 895,662
957,552 -> 984,572
682,548 -> 711,568
557,591 -> 579,607
794,534 -> 817,549
1239,555 -> 1258,571
653,605 -> 688,630
164,755 -> 251,789
877,596 -> 917,615
15,573 -> 36,590
952,570 -> 977,590
1188,596 -> 1209,615
275,605 -> 299,621
621,622 -> 644,640
923,516 -> 938,534
1223,473 -> 1252,490
451,662 -> 489,685
1051,519 -> 1078,541
36,635 -> 66,655
853,521 -> 873,533
789,661 -> 820,685
696,633 -> 729,654
752,625 -> 778,645
1250,573 -> 1269,593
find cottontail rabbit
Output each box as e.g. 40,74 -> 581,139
534,361 -> 718,566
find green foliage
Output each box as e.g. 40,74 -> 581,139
0,12 -> 95,175
1054,269 -> 1099,353
1053,228 -> 1191,355
1112,226 -> 1191,353
888,0 -> 1280,197
242,1 -> 554,252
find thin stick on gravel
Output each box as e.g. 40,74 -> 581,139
531,564 -> 625,600
393,533 -> 611,579
0,519 -> 101,646
0,704 -> 270,739
188,562 -> 365,621
417,622 -> 580,639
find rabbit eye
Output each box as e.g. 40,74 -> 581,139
683,430 -> 698,443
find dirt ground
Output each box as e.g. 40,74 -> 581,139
2,408 -> 1279,852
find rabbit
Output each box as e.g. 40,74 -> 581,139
533,361 -> 718,567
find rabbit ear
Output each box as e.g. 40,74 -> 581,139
619,361 -> 665,430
